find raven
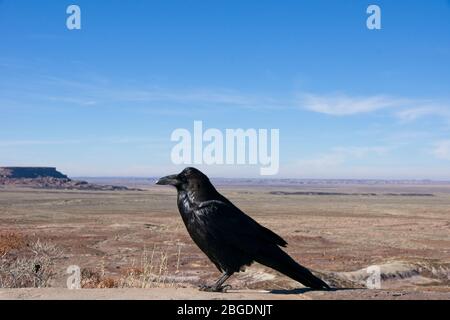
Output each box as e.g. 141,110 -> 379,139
156,167 -> 330,292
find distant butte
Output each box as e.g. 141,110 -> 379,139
0,167 -> 68,179
0,167 -> 140,191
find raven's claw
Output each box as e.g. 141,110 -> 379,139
199,284 -> 232,292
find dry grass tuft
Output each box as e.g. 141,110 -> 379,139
118,245 -> 183,288
79,244 -> 185,289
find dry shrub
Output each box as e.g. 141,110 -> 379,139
98,277 -> 118,288
0,232 -> 26,256
80,268 -> 118,288
0,237 -> 62,288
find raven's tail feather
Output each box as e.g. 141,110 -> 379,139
256,246 -> 330,290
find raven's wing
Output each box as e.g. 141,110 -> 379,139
196,200 -> 330,290
196,200 -> 287,250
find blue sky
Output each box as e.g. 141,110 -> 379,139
1,0 -> 450,179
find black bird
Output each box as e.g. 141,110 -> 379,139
156,167 -> 330,292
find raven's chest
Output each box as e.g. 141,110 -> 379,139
175,191 -> 253,272
176,193 -> 214,244
177,192 -> 204,229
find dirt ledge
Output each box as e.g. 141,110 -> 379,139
1,288 -> 449,300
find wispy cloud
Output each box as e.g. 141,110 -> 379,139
396,105 -> 450,122
432,140 -> 450,160
299,93 -> 408,116
105,87 -> 287,110
0,137 -> 165,147
298,146 -> 390,167
0,139 -> 81,147
299,93 -> 450,125
6,74 -> 290,111
3,64 -> 449,121
46,96 -> 98,106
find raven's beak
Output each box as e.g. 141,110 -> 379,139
155,174 -> 179,186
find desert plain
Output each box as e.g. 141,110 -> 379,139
0,179 -> 449,300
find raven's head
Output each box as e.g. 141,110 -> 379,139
155,167 -> 211,191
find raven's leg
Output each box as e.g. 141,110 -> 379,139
199,272 -> 233,292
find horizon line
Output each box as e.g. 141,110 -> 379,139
74,176 -> 450,183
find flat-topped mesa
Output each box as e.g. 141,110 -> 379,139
0,167 -> 69,180
0,166 -> 141,191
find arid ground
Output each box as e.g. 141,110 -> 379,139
0,181 -> 449,299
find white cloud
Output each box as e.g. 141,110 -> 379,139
7,67 -> 450,121
280,164 -> 450,180
110,88 -> 285,109
0,137 -> 165,147
298,152 -> 346,167
0,139 -> 81,147
299,93 -> 408,115
432,140 -> 450,160
298,146 -> 390,168
396,106 -> 450,122
332,146 -> 389,158
299,93 -> 450,123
